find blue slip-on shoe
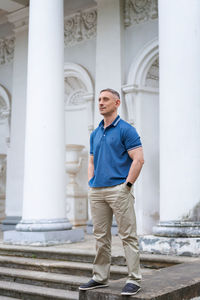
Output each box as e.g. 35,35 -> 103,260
79,279 -> 109,290
121,283 -> 141,295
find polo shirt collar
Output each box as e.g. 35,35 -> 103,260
99,115 -> 121,128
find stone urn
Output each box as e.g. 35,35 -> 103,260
65,144 -> 84,189
65,144 -> 88,226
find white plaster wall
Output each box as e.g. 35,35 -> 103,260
64,0 -> 96,17
64,39 -> 96,82
65,109 -> 89,148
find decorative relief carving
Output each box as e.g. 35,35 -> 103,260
64,77 -> 87,108
0,154 -> 6,198
0,36 -> 15,65
0,97 -> 10,122
64,8 -> 97,47
145,58 -> 159,88
124,0 -> 158,27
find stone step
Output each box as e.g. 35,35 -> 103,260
0,255 -> 128,280
0,265 -> 154,291
79,260 -> 200,300
0,297 -> 21,300
0,266 -> 90,291
0,280 -> 78,300
0,243 -> 190,268
0,243 -> 126,266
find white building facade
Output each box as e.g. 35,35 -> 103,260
0,0 -> 199,253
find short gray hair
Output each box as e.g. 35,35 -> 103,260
100,88 -> 120,99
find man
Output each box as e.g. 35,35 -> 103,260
79,88 -> 144,296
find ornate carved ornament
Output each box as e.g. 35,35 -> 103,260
0,97 -> 10,122
124,0 -> 158,27
64,8 -> 97,47
0,36 -> 15,65
145,58 -> 159,88
0,84 -> 11,124
64,76 -> 87,110
0,7 -> 96,65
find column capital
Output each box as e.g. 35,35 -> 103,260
7,7 -> 29,33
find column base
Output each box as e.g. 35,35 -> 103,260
3,218 -> 84,246
1,216 -> 22,231
139,235 -> 200,257
3,228 -> 84,246
15,218 -> 72,232
153,221 -> 200,237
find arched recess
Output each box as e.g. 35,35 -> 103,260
0,84 -> 11,221
64,63 -> 94,225
126,38 -> 159,88
64,62 -> 94,135
123,38 -> 159,235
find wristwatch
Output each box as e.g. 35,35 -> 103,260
126,182 -> 133,188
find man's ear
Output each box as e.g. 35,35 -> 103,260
116,99 -> 121,107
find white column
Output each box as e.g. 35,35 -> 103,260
94,0 -> 124,125
4,8 -> 29,228
157,0 -> 200,235
15,0 -> 70,232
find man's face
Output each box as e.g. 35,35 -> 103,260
98,91 -> 120,116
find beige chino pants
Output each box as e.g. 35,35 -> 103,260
89,182 -> 142,286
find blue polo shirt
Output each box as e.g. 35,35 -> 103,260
89,115 -> 142,187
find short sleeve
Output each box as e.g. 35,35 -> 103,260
123,126 -> 142,151
90,132 -> 94,155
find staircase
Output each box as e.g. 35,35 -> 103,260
0,239 -> 182,300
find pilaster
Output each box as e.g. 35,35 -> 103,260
94,0 -> 124,125
3,7 -> 29,230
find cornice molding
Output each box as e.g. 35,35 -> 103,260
124,0 -> 158,27
64,7 -> 97,47
7,7 -> 29,33
0,2 -> 158,66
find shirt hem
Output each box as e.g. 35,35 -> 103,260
89,180 -> 126,188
